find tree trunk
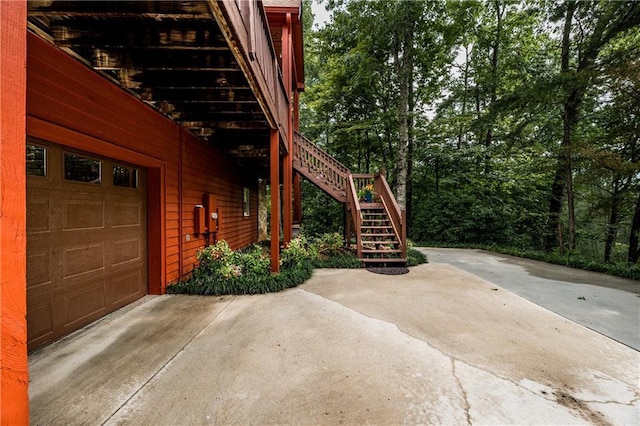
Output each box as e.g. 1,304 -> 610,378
544,164 -> 565,252
393,8 -> 414,211
458,45 -> 470,150
545,1 -> 577,252
628,190 -> 640,263
604,181 -> 621,263
483,0 -> 503,175
406,59 -> 415,229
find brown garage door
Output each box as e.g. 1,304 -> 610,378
26,141 -> 147,351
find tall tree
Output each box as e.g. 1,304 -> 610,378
544,1 -> 640,252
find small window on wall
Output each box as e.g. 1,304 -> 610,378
243,188 -> 250,217
64,152 -> 101,183
26,144 -> 47,177
113,164 -> 138,188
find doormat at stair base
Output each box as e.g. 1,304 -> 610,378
366,267 -> 409,275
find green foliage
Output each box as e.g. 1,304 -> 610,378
406,248 -> 427,267
168,234 -> 362,295
312,232 -> 344,256
301,0 -> 640,268
300,181 -> 344,237
312,252 -> 362,269
280,235 -> 314,269
166,239 -> 314,295
419,242 -> 640,281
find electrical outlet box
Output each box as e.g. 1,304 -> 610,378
194,205 -> 205,234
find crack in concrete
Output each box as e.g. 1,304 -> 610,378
578,397 -> 640,406
302,289 -> 637,426
101,296 -> 237,426
451,359 -> 472,426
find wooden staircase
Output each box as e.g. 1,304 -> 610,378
293,131 -> 407,266
360,204 -> 406,265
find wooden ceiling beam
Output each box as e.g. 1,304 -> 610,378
28,12 -> 213,20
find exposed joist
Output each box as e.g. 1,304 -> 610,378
181,121 -> 269,130
28,12 -> 213,20
27,0 -> 275,166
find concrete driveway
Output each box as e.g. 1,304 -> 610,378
422,248 -> 640,351
29,263 -> 639,425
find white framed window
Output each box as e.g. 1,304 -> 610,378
113,164 -> 139,188
26,144 -> 47,177
64,152 -> 102,184
243,188 -> 250,217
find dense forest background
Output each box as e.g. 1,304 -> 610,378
297,0 -> 640,265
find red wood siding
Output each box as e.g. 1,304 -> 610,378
180,131 -> 258,276
27,33 -> 258,289
0,2 -> 28,423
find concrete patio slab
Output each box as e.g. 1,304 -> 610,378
29,264 -> 639,425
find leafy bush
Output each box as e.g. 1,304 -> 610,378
312,251 -> 362,268
167,238 -> 314,295
281,235 -> 314,269
168,233 -> 429,296
406,248 -> 427,266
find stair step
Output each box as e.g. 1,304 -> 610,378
362,241 -> 399,246
362,249 -> 403,254
362,234 -> 398,240
362,258 -> 407,264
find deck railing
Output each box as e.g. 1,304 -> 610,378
293,131 -> 350,200
213,0 -> 289,143
352,174 -> 375,197
346,175 -> 362,257
374,172 -> 406,258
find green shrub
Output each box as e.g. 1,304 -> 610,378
406,248 -> 427,266
168,233 -> 430,296
281,235 -> 314,269
312,232 -> 344,256
167,237 -> 316,296
312,251 -> 362,268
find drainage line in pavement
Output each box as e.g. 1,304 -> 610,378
101,296 -> 238,425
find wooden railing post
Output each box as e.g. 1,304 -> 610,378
373,172 -> 406,258
347,175 -> 362,258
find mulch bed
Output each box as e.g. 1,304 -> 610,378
365,266 -> 410,275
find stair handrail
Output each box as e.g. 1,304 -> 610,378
374,171 -> 406,258
293,131 -> 350,194
346,174 -> 362,258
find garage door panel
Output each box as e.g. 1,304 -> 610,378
63,199 -> 105,230
112,270 -> 144,304
27,142 -> 147,351
27,300 -> 54,343
113,238 -> 142,266
63,242 -> 105,279
63,279 -> 107,328
27,245 -> 53,288
27,196 -> 52,233
111,202 -> 142,227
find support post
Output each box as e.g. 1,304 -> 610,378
0,1 -> 29,423
270,129 -> 280,273
293,172 -> 302,224
282,13 -> 293,243
344,203 -> 350,247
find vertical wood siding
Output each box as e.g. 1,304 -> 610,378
27,33 -> 258,289
0,2 -> 28,423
